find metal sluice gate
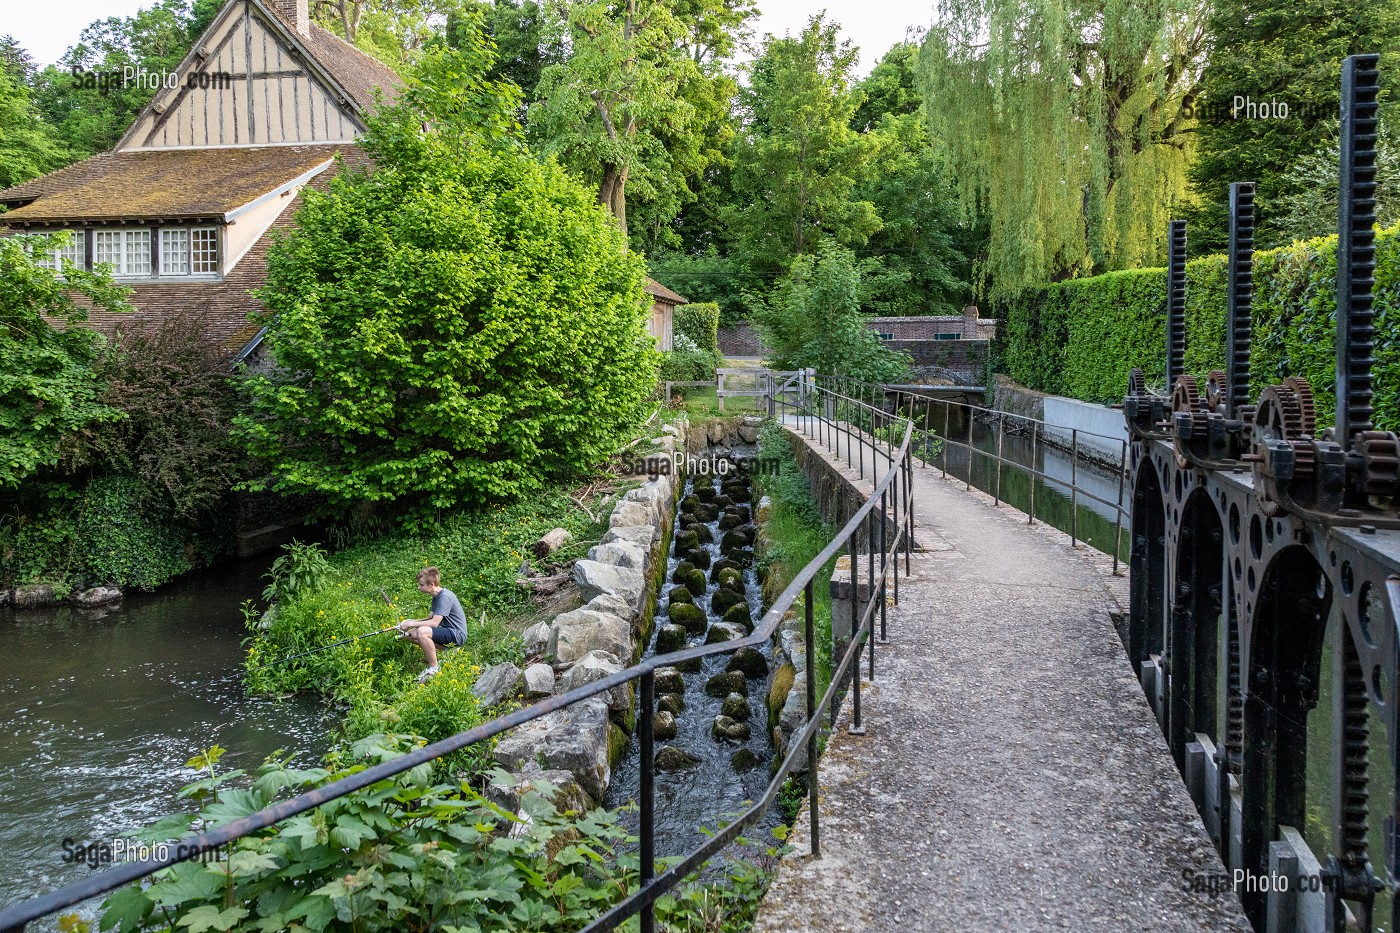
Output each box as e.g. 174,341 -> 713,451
1123,54 -> 1400,932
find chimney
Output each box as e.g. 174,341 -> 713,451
268,0 -> 310,37
962,304 -> 980,340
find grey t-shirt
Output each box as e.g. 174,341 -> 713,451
430,587 -> 468,643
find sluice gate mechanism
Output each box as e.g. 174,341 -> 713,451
1124,54 -> 1400,933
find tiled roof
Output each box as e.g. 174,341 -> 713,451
260,3 -> 402,115
69,147 -> 373,355
644,277 -> 688,305
0,145 -> 353,223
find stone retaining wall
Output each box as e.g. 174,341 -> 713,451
483,418 -> 689,811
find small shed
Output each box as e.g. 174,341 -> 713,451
644,277 -> 687,351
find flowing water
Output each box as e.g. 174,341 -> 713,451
606,469 -> 782,859
0,557 -> 335,914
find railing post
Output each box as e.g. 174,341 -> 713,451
879,486 -> 889,645
804,579 -> 820,857
965,399 -> 972,492
904,447 -> 913,575
1113,439 -> 1128,575
994,415 -> 1005,506
640,669 -> 655,933
923,402 -> 931,469
841,534 -> 857,727
1070,428 -> 1080,548
1028,421 -> 1037,525
892,455 -> 900,606
867,508 -> 877,682
941,401 -> 950,477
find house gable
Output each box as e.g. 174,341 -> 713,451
118,0 -> 371,150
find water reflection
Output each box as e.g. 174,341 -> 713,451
0,558 -> 334,911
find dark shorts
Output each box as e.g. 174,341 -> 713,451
430,626 -> 466,647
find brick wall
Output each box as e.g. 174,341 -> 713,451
718,313 -> 998,359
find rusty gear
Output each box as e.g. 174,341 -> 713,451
1357,430 -> 1400,503
1206,370 -> 1229,414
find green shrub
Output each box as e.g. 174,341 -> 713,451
995,224 -> 1400,430
237,73 -> 658,523
659,349 -> 717,382
675,301 -> 721,358
95,736 -> 784,933
262,540 -> 332,605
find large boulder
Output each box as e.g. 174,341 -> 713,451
549,609 -> 631,665
585,592 -> 634,621
523,621 -> 552,656
710,587 -> 745,615
74,586 -> 122,609
668,602 -> 708,635
712,715 -> 751,741
587,541 -> 648,572
704,621 -> 747,645
657,692 -> 685,715
722,602 -> 754,630
486,769 -> 593,815
654,666 -> 685,694
572,561 -> 646,618
524,663 -> 556,699
655,745 -> 699,771
472,662 -> 523,708
653,711 -> 678,740
626,480 -> 672,526
494,697 -> 612,803
12,585 -> 56,609
721,693 -> 751,720
608,500 -> 654,529
559,650 -> 630,711
705,670 -> 747,698
653,623 -> 687,653
667,585 -> 694,605
726,647 -> 769,679
601,524 -> 657,552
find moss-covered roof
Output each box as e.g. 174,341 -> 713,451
644,277 -> 688,305
0,144 -> 353,224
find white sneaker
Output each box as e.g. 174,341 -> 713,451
416,665 -> 440,684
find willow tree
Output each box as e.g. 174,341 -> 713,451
919,0 -> 1207,297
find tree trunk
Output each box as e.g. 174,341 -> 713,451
598,163 -> 629,242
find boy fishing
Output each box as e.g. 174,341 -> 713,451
396,567 -> 468,683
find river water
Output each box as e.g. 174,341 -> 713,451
0,557 -> 334,913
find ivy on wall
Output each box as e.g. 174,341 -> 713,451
995,225 -> 1399,431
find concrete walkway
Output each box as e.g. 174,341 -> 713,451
751,420 -> 1250,932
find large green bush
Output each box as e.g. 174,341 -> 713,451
675,301 -> 721,358
996,225 -> 1399,430
237,51 -> 657,522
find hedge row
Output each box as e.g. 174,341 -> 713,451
996,225 -> 1400,430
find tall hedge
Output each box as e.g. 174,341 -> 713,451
996,225 -> 1399,430
674,301 -> 720,357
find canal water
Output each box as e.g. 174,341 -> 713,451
906,401 -> 1131,564
606,469 -> 782,859
0,557 -> 334,913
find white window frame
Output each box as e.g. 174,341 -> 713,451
93,229 -> 151,277
31,231 -> 83,273
157,226 -> 219,277
159,228 -> 189,275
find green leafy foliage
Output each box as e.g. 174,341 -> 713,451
0,66 -> 65,187
236,44 -> 658,523
755,242 -> 911,383
262,540 -> 333,604
101,735 -> 782,933
246,492 -> 606,757
996,224 -> 1400,432
1185,0 -> 1400,253
674,302 -> 720,358
0,233 -> 129,489
726,15 -> 883,276
919,0 -> 1204,296
659,349 -> 717,382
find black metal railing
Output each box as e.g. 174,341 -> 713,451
0,378 -> 914,933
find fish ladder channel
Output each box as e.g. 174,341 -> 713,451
605,465 -> 781,855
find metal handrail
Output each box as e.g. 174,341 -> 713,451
0,378 -> 915,933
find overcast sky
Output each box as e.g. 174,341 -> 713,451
9,0 -> 933,74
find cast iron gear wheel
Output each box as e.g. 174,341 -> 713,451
1206,370 -> 1229,414
1357,430 -> 1400,501
1284,376 -> 1317,437
1254,384 -> 1315,481
1127,368 -> 1147,397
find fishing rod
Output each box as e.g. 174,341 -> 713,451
251,588 -> 405,671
